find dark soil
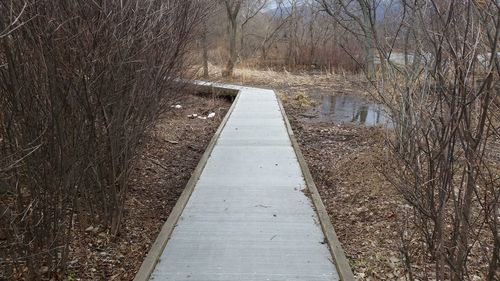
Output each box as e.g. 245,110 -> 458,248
66,93 -> 231,280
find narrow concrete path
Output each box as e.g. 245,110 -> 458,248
149,84 -> 340,281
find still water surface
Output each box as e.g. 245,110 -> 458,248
301,94 -> 392,127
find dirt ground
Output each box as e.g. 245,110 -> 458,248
283,95 -> 408,280
66,93 -> 231,280
284,105 -> 404,280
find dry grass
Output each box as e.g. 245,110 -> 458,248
196,64 -> 373,101
230,67 -> 338,87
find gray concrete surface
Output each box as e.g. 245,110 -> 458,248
149,85 -> 339,281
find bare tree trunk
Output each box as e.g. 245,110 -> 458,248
359,0 -> 375,78
202,20 -> 209,78
488,205 -> 500,280
240,26 -> 245,59
224,17 -> 237,76
261,45 -> 267,60
309,15 -> 315,64
220,0 -> 242,77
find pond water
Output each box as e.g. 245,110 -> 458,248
300,94 -> 392,127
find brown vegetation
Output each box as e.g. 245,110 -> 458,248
0,0 -> 204,279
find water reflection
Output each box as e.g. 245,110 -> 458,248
303,94 -> 392,127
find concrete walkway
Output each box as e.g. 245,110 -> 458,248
148,84 -> 340,281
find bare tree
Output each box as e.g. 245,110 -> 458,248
317,0 -> 499,279
256,2 -> 292,61
200,1 -> 219,78
371,0 -> 500,280
202,0 -> 354,70
319,0 -> 377,77
239,0 -> 268,59
219,0 -> 243,76
202,20 -> 210,78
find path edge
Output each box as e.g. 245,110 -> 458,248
277,96 -> 356,281
133,85 -> 240,281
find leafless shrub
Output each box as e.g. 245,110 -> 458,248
372,0 -> 500,280
0,0 -> 203,279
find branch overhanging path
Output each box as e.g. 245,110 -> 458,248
138,82 -> 350,281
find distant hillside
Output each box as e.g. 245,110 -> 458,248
264,0 -> 402,23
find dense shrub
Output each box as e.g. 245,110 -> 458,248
0,0 -> 202,279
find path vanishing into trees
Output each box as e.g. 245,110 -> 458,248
134,83 -> 354,281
